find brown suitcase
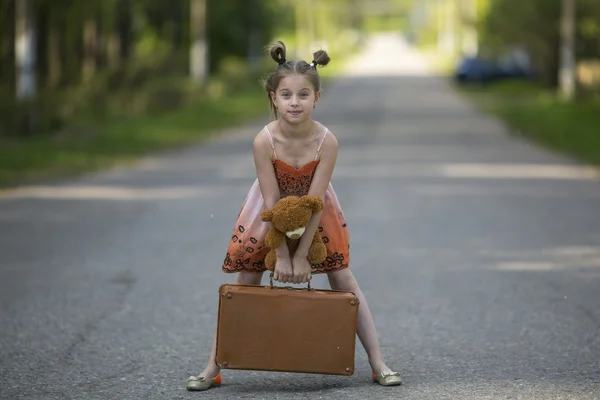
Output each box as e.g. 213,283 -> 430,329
215,274 -> 360,376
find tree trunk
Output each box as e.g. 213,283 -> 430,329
15,0 -> 36,101
559,0 -> 576,100
190,0 -> 207,83
247,0 -> 261,70
1,0 -> 16,97
118,0 -> 131,62
172,1 -> 183,50
15,0 -> 37,134
107,32 -> 120,69
82,17 -> 98,82
47,25 -> 62,88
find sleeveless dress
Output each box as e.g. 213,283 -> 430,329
222,125 -> 350,274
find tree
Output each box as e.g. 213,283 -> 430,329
559,0 -> 576,100
14,0 -> 37,133
190,0 -> 207,83
15,0 -> 36,101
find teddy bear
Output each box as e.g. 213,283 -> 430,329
260,195 -> 327,271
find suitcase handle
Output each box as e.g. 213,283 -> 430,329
269,272 -> 313,290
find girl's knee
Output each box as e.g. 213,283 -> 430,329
327,269 -> 357,291
236,272 -> 263,286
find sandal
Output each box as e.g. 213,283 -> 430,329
372,371 -> 402,386
186,372 -> 222,391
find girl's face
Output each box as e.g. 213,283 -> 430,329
270,75 -> 320,125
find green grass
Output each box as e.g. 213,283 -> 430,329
417,47 -> 600,166
456,80 -> 600,166
0,85 -> 268,187
0,46 -> 359,189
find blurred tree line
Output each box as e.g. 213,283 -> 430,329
410,0 -> 600,93
0,0 -> 365,137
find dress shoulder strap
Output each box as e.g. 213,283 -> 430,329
315,128 -> 329,160
264,125 -> 277,159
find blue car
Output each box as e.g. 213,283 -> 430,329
454,56 -> 502,83
454,55 -> 536,84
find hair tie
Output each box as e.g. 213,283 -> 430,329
309,60 -> 317,67
278,58 -> 286,65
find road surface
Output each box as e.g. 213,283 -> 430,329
1,34 -> 599,399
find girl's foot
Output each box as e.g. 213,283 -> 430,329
372,371 -> 402,386
186,373 -> 222,391
370,360 -> 402,386
370,359 -> 394,376
186,366 -> 221,391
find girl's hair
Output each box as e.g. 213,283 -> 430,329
263,41 -> 330,119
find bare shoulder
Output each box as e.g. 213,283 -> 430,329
252,127 -> 272,159
253,127 -> 268,146
319,123 -> 339,153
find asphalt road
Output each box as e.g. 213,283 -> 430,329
1,34 -> 600,400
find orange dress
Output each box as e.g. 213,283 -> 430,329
222,125 -> 350,274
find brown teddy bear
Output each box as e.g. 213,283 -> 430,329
260,195 -> 327,271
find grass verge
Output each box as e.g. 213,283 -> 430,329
419,47 -> 600,167
0,85 -> 267,188
0,42 -> 361,189
456,80 -> 600,166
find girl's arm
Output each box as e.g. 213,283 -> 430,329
253,130 -> 293,282
292,131 -> 338,282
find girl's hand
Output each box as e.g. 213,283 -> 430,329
292,255 -> 312,284
274,258 -> 293,283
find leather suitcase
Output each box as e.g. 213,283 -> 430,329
215,275 -> 360,376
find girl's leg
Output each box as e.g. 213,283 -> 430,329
327,268 -> 395,375
195,271 -> 264,379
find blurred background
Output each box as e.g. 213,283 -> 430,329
1,4 -> 600,398
0,0 -> 598,187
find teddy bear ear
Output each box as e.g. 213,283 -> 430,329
261,210 -> 274,221
300,195 -> 324,212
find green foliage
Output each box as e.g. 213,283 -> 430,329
360,0 -> 411,33
498,98 -> 600,165
0,83 -> 268,187
479,0 -> 600,87
207,0 -> 281,73
410,0 -> 600,89
458,80 -> 600,166
1,0 -> 365,186
478,0 -> 561,86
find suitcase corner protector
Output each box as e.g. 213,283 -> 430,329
218,283 -> 230,292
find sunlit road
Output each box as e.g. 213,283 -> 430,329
1,34 -> 600,399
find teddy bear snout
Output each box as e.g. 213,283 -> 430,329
286,227 -> 306,239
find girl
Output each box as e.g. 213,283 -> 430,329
186,41 -> 402,391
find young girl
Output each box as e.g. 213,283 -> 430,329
186,41 -> 402,391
